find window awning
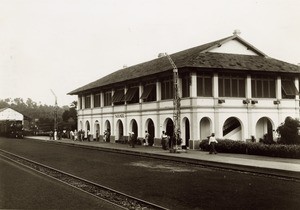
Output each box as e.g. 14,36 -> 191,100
282,81 -> 299,96
123,87 -> 138,102
140,85 -> 154,100
112,89 -> 125,103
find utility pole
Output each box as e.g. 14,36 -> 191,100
165,53 -> 181,152
50,89 -> 58,132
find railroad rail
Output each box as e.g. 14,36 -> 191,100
0,149 -> 169,210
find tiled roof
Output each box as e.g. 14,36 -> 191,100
69,35 -> 299,95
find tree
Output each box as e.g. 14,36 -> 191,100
277,117 -> 300,144
61,101 -> 77,130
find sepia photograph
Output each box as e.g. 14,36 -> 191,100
0,0 -> 299,209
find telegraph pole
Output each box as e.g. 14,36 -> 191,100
50,89 -> 58,132
165,53 -> 181,152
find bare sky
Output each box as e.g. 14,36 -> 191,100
0,0 -> 299,106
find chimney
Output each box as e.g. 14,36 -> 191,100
233,29 -> 241,35
158,53 -> 166,58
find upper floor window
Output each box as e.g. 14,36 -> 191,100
219,73 -> 245,97
85,95 -> 91,109
94,93 -> 101,107
197,73 -> 212,97
104,91 -> 112,106
281,77 -> 299,99
161,76 -> 174,100
124,86 -> 139,104
112,89 -> 125,105
251,76 -> 276,98
141,83 -> 156,102
181,74 -> 190,98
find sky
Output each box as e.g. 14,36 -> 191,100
0,0 -> 299,106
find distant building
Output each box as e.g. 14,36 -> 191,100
69,33 -> 300,149
0,108 -> 24,137
0,108 -> 24,122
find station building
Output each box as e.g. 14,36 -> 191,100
69,33 -> 300,149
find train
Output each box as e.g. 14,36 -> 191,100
0,120 -> 24,138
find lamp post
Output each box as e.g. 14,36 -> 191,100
165,53 -> 181,152
50,89 -> 58,132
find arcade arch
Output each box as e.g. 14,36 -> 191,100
116,120 -> 124,141
182,117 -> 190,147
256,117 -> 274,142
129,119 -> 138,137
94,120 -> 100,140
222,117 -> 242,140
145,118 -> 155,146
200,117 -> 211,140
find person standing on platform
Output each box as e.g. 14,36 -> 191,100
208,133 -> 218,154
161,131 -> 168,150
54,130 -> 57,140
129,132 -> 135,148
144,130 -> 150,146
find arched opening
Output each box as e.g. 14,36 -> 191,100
200,117 -> 211,140
85,121 -> 90,138
146,119 -> 155,146
256,117 -> 274,142
130,119 -> 138,138
164,118 -> 174,148
116,120 -> 124,142
165,118 -> 174,137
182,117 -> 190,147
94,120 -> 100,141
223,117 -> 242,140
104,120 -> 111,142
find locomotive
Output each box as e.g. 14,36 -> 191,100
0,120 -> 24,138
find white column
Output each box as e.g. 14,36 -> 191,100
156,81 -> 161,101
246,75 -> 251,98
295,77 -> 299,100
276,76 -> 282,100
90,93 -> 94,109
124,86 -> 128,105
213,73 -> 218,98
111,90 -> 115,106
139,84 -> 143,103
178,78 -> 183,98
100,92 -> 104,108
82,95 -> 86,109
190,72 -> 197,97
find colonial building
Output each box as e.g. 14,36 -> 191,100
69,33 -> 300,149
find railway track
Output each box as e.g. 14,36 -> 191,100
0,149 -> 169,210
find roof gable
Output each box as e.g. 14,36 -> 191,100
202,35 -> 267,57
0,108 -> 23,121
208,39 -> 259,56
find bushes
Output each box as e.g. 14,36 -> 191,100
199,139 -> 300,159
277,117 -> 300,145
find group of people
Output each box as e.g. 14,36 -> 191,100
160,131 -> 183,150
49,130 -> 67,140
103,129 -> 110,142
49,129 -> 89,141
49,128 -> 218,154
127,130 -> 153,148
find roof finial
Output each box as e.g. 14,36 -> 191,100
233,29 -> 241,35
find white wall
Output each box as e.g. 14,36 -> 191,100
209,39 -> 258,56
